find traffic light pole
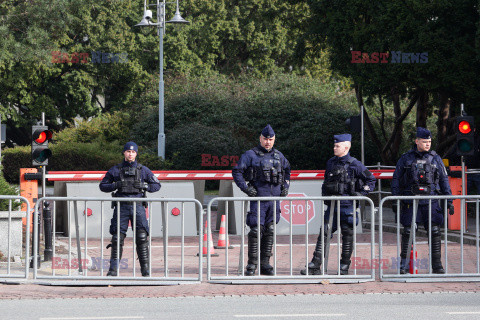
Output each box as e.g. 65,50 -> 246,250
460,104 -> 467,233
40,113 -> 53,261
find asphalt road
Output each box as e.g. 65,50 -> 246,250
1,292 -> 480,320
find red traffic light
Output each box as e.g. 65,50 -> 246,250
458,121 -> 472,134
33,129 -> 53,144
31,125 -> 53,166
455,116 -> 475,156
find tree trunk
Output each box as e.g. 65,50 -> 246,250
354,84 -> 383,163
436,91 -> 451,155
381,89 -> 419,165
416,89 -> 428,128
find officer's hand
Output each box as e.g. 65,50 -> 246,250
392,202 -> 399,213
353,192 -> 363,197
134,181 -> 148,191
245,185 -> 258,197
448,202 -> 455,216
113,181 -> 122,190
280,187 -> 289,197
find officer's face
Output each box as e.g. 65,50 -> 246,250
124,150 -> 137,162
416,138 -> 431,152
259,135 -> 275,151
333,142 -> 348,157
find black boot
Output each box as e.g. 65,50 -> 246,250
300,231 -> 327,275
339,224 -> 353,275
399,227 -> 411,274
246,226 -> 262,276
430,225 -> 445,274
107,233 -> 125,276
136,229 -> 150,277
260,223 -> 275,276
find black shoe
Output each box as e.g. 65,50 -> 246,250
339,264 -> 349,275
300,267 -> 321,275
432,266 -> 445,274
260,264 -> 274,276
106,270 -> 117,276
300,261 -> 322,275
141,267 -> 150,277
245,264 -> 257,276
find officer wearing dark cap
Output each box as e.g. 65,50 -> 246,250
99,141 -> 161,276
232,124 -> 291,276
301,133 -> 376,275
392,127 -> 453,274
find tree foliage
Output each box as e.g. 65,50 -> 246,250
302,0 -> 480,163
0,0 -> 319,147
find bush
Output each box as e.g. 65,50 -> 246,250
54,111 -> 135,144
134,73 -> 381,169
0,165 -> 19,210
2,142 -> 172,184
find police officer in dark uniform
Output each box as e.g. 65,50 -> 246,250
301,134 -> 376,275
232,124 -> 291,276
99,141 -> 161,276
392,127 -> 453,274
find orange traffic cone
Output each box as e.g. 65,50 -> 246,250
409,250 -> 418,274
214,214 -> 234,249
198,220 -> 218,257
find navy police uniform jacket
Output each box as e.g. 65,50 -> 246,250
99,160 -> 161,234
391,147 -> 452,227
232,146 -> 291,196
232,145 -> 291,227
322,153 -> 376,200
322,153 -> 376,229
391,147 -> 451,200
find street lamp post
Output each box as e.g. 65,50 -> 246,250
135,0 -> 189,158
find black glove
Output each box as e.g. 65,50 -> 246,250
245,185 -> 258,197
447,202 -> 454,215
353,192 -> 363,197
392,202 -> 399,213
280,187 -> 289,197
113,181 -> 123,190
134,181 -> 149,191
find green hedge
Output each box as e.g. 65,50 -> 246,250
0,165 -> 19,210
134,73 -> 380,170
3,73 -> 383,183
3,142 -> 172,184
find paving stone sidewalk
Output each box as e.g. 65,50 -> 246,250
1,280 -> 480,300
1,230 -> 480,299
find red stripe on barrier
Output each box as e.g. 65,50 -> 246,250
45,170 -> 395,181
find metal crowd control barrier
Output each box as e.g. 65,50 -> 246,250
206,196 -> 375,284
379,195 -> 480,282
0,196 -> 31,283
32,197 -> 203,285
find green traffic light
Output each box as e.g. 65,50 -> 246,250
458,139 -> 473,152
32,148 -> 52,163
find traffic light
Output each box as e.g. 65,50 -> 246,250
455,116 -> 475,156
31,125 -> 52,166
345,115 -> 361,133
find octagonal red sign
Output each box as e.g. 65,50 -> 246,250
280,193 -> 315,225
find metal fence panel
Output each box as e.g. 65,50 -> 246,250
206,196 -> 376,284
0,196 -> 31,282
31,197 -> 203,285
379,195 -> 480,282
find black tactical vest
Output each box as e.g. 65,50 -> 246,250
244,147 -> 284,185
323,157 -> 356,195
408,153 -> 438,195
117,164 -> 143,194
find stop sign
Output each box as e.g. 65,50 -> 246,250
280,193 -> 315,225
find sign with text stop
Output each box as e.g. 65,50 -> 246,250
280,193 -> 315,225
